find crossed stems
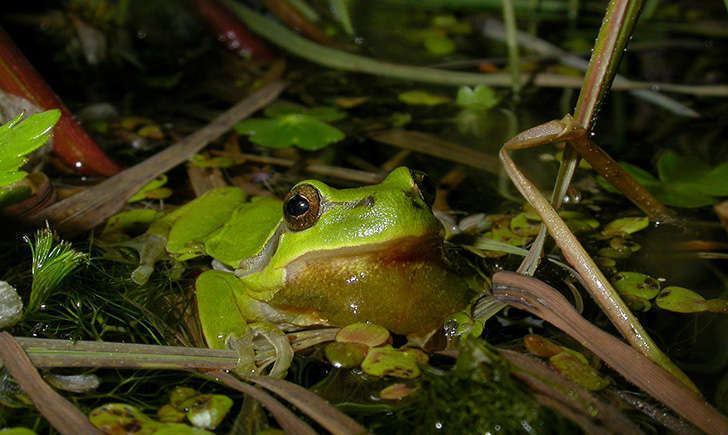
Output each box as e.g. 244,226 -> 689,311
496,115 -> 697,392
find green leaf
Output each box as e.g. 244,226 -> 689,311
456,85 -> 500,111
398,90 -> 451,106
128,175 -> 168,203
656,151 -> 710,184
236,114 -> 345,151
653,184 -> 715,208
264,104 -> 346,121
0,110 -> 61,187
602,216 -> 649,237
655,286 -> 707,313
424,35 -> 455,56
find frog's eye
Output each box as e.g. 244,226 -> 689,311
409,169 -> 436,208
283,184 -> 321,231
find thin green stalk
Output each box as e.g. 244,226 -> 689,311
502,0 -> 521,96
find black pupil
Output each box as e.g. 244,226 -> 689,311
286,194 -> 310,217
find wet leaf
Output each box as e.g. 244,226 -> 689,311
361,345 -> 424,379
612,272 -> 660,300
397,90 -> 451,106
706,298 -> 728,314
455,85 -> 499,111
510,213 -> 541,236
89,403 -> 211,434
549,352 -> 610,391
182,394 -> 233,430
336,322 -> 390,347
236,115 -> 345,151
379,383 -> 417,400
424,35 -> 455,55
655,286 -> 707,313
128,175 -> 168,203
523,335 -> 562,358
264,104 -> 346,122
157,404 -> 186,423
600,152 -> 728,207
169,387 -> 199,410
602,216 -> 649,237
325,341 -> 368,368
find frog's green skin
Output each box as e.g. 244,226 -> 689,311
135,167 -> 474,349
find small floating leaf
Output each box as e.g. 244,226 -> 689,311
236,115 -> 345,151
549,352 -> 610,391
424,35 -> 455,55
612,272 -> 660,300
523,335 -> 562,358
602,216 -> 649,237
397,90 -> 451,106
325,341 -> 368,368
158,404 -> 186,423
336,322 -> 390,347
379,383 -> 418,400
655,286 -> 707,313
169,387 -> 199,410
455,85 -> 499,111
128,175 -> 169,203
182,394 -> 233,430
361,345 -> 424,379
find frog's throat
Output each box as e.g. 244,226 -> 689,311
235,223 -> 285,278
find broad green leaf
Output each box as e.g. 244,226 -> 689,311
655,286 -> 707,313
0,110 -> 61,187
456,85 -> 500,111
612,271 -> 660,300
657,151 -> 709,184
653,184 -> 715,208
236,114 -> 345,151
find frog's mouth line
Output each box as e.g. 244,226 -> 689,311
285,234 -> 443,265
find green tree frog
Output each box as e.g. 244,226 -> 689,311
132,167 -> 474,349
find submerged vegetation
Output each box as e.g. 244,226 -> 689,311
1,0 -> 728,433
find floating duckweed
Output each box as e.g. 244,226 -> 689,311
601,216 -> 649,237
549,352 -> 610,391
325,341 -> 368,368
523,335 -> 562,358
361,345 -> 425,379
336,322 -> 390,347
379,383 -> 418,400
655,286 -> 707,313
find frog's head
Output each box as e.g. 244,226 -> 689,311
277,166 -> 442,261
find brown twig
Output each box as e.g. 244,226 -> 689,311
492,271 -> 728,434
206,370 -> 318,435
368,129 -> 500,174
246,375 -> 367,434
0,332 -> 102,435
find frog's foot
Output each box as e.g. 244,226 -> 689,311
226,322 -> 293,379
124,233 -> 168,285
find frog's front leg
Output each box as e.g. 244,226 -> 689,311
195,271 -> 293,378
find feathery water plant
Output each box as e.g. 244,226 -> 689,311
24,224 -> 88,314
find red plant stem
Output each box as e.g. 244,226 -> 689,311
189,0 -> 275,60
262,0 -> 331,45
0,27 -> 121,177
